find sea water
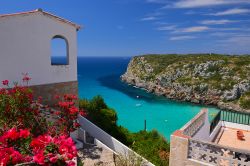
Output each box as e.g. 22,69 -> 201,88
77,57 -> 219,140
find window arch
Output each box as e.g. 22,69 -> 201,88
51,35 -> 69,65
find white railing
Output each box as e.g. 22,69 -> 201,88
77,115 -> 155,166
188,138 -> 250,166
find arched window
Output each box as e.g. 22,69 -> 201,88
51,35 -> 69,65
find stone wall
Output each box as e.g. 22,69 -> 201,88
170,109 -> 210,166
30,81 -> 78,106
169,130 -> 207,166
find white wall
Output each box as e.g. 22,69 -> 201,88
77,115 -> 155,166
193,111 -> 222,142
0,12 -> 78,86
192,111 -> 211,141
223,121 -> 250,131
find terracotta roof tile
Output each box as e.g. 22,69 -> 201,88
0,9 -> 81,30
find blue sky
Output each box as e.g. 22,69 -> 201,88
1,0 -> 250,57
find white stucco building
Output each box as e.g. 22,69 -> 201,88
0,9 -> 156,165
0,9 -> 80,104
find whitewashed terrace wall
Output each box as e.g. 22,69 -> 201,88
0,12 -> 78,86
192,110 -> 222,142
223,121 -> 250,131
77,115 -> 155,166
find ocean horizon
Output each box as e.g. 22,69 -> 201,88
77,57 -> 220,140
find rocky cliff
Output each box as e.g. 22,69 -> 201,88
121,54 -> 250,112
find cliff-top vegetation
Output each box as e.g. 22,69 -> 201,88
121,54 -> 250,112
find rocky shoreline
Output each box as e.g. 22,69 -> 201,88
121,55 -> 250,113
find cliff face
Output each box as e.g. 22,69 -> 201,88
121,54 -> 250,112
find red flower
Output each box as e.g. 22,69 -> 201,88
31,134 -> 77,164
9,149 -> 23,164
30,135 -> 53,152
49,155 -> 58,163
54,95 -> 60,100
54,111 -> 61,115
64,94 -> 77,101
19,129 -> 30,139
74,122 -> 80,128
69,107 -> 78,115
3,128 -> 19,141
67,161 -> 76,166
80,110 -> 87,117
0,147 -> 25,165
38,96 -> 42,103
22,76 -> 31,82
58,101 -> 70,108
33,153 -> 45,165
2,80 -> 9,86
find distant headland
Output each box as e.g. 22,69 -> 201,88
121,54 -> 250,112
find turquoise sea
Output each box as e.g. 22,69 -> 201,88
77,57 -> 219,140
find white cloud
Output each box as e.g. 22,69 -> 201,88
200,19 -> 237,25
210,8 -> 250,16
168,0 -> 250,8
141,16 -> 159,21
173,26 -> 210,33
157,25 -> 176,31
170,35 -> 196,40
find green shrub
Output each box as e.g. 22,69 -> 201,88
79,96 -> 170,166
114,151 -> 145,166
239,92 -> 250,109
131,130 -> 170,166
206,65 -> 220,73
79,96 -> 132,145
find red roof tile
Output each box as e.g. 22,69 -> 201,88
0,9 -> 81,30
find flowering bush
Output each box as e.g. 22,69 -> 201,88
51,94 -> 86,136
0,128 -> 32,165
0,76 -> 81,165
31,135 -> 77,165
0,78 -> 47,135
0,129 -> 77,165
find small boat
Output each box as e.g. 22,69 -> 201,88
136,103 -> 142,107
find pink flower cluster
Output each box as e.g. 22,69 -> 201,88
0,128 -> 32,165
1,128 -> 30,141
0,128 -> 77,166
0,76 -> 79,166
31,135 -> 77,165
52,94 -> 86,135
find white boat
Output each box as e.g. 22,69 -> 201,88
136,103 -> 142,107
